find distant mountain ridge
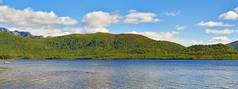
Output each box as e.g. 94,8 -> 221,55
0,27 -> 9,32
228,41 -> 238,50
0,27 -> 34,37
0,27 -> 238,60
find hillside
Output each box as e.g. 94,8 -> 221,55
0,32 -> 46,59
184,44 -> 238,60
1,30 -> 238,60
0,32 -> 187,59
228,41 -> 238,50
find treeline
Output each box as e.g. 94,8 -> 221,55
183,44 -> 238,60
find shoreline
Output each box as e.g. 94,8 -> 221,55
2,58 -> 238,61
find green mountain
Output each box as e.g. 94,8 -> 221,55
228,41 -> 238,50
184,44 -> 238,60
0,32 -> 186,59
0,31 -> 238,60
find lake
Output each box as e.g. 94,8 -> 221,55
0,59 -> 238,89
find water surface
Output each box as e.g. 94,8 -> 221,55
0,59 -> 238,89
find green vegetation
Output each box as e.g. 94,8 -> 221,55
0,32 -> 238,60
184,44 -> 238,60
228,41 -> 238,50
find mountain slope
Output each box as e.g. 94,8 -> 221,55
228,41 -> 238,50
184,44 -> 238,59
0,32 -> 47,59
45,33 -> 186,58
0,32 -> 186,59
1,31 -> 238,60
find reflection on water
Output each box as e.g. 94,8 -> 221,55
0,60 -> 238,89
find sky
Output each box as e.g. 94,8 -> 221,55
0,0 -> 238,46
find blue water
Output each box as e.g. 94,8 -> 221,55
0,60 -> 238,89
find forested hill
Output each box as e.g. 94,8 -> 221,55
0,31 -> 238,60
0,32 -> 186,59
184,44 -> 238,59
228,41 -> 238,50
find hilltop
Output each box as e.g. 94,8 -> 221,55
0,31 -> 187,59
0,28 -> 238,60
184,44 -> 238,60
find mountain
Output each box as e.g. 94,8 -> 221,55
0,27 -> 34,37
0,27 -> 9,32
0,32 -> 186,59
184,44 -> 238,59
228,41 -> 238,50
12,30 -> 32,37
0,30 -> 238,60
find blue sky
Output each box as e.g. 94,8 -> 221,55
0,0 -> 238,46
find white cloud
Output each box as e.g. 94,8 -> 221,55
209,36 -> 231,44
175,25 -> 187,30
123,11 -> 159,24
80,11 -> 119,33
197,21 -> 234,27
75,27 -> 109,34
80,10 -> 160,33
219,11 -> 238,20
164,10 -> 180,16
206,29 -> 238,36
0,6 -> 77,27
183,40 -> 205,46
205,28 -> 237,44
9,27 -> 73,37
127,31 -> 206,46
0,6 -> 79,36
128,31 -> 179,41
0,7 -> 161,36
235,7 -> 238,12
82,11 -> 119,28
219,6 -> 238,20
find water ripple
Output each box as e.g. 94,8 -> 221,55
0,60 -> 238,89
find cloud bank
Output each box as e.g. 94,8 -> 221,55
206,29 -> 238,36
78,10 -> 160,33
2,5 -> 237,46
197,21 -> 234,27
0,6 -> 161,39
123,10 -> 159,24
0,5 -> 78,36
0,6 -> 77,27
219,7 -> 238,20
